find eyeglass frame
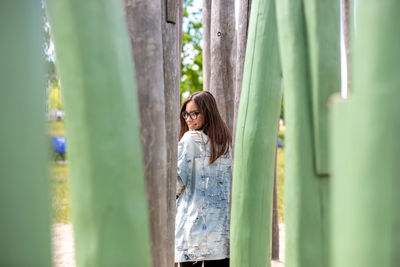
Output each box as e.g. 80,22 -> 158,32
182,110 -> 201,120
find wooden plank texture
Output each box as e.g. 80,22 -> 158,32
124,1 -> 169,266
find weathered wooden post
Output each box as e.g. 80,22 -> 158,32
45,0 -> 152,266
233,0 -> 252,143
330,1 -> 400,267
275,0 -> 340,266
0,2 -> 51,266
202,0 -> 236,132
161,0 -> 183,265
202,0 -> 212,93
230,0 -> 282,265
124,2 -> 169,267
124,1 -> 182,266
271,147 -> 280,260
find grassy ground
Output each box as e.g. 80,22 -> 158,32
48,121 -> 286,223
47,121 -> 70,223
48,121 -> 66,136
50,163 -> 71,223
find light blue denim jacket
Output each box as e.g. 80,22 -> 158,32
175,130 -> 231,262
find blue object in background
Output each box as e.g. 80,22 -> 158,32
51,136 -> 66,160
277,137 -> 284,147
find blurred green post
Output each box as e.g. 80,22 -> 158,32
230,0 -> 282,266
0,1 -> 52,266
45,0 -> 152,266
275,0 -> 340,266
330,1 -> 400,267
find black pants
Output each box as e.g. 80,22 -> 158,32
178,258 -> 229,267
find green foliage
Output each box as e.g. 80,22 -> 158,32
181,0 -> 203,101
44,11 -> 63,111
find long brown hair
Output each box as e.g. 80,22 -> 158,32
179,91 -> 232,164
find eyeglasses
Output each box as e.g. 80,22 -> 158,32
182,110 -> 200,120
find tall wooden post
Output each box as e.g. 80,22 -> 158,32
271,146 -> 280,260
202,0 -> 212,93
124,1 -> 169,267
230,0 -> 282,266
233,0 -> 252,143
202,0 -> 236,132
275,0 -> 341,266
161,0 -> 183,266
331,1 -> 400,267
46,0 -> 152,266
0,2 -> 51,266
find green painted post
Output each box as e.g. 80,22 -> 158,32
303,0 -> 341,175
275,0 -> 340,266
45,1 -> 152,266
330,1 -> 400,267
0,2 -> 51,266
230,0 -> 282,265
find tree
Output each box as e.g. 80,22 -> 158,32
43,12 -> 62,114
180,0 -> 203,99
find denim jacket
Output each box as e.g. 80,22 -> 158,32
175,130 -> 231,262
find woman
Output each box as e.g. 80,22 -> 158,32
175,91 -> 232,267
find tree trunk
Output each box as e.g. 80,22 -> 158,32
124,1 -> 169,266
161,0 -> 183,266
203,0 -> 236,133
0,3 -> 51,266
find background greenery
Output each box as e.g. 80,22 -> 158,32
180,0 -> 203,100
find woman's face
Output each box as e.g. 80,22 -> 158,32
185,101 -> 205,131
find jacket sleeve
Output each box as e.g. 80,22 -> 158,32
177,132 -> 196,198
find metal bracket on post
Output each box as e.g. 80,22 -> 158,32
166,0 -> 177,24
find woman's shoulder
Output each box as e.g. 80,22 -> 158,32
180,130 -> 207,144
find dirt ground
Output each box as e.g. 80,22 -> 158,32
52,224 -> 285,267
52,224 -> 76,267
